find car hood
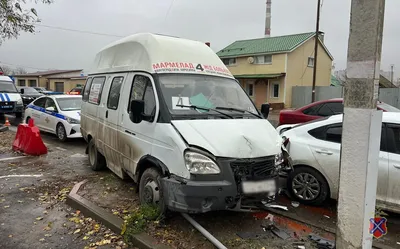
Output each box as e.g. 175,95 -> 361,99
62,110 -> 81,120
171,119 -> 282,158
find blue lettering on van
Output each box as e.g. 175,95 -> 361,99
27,104 -> 66,120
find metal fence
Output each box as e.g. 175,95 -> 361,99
292,86 -> 400,109
291,86 -> 343,108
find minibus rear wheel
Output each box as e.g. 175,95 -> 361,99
88,139 -> 106,171
139,168 -> 166,215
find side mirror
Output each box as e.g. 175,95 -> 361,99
130,99 -> 145,124
261,103 -> 270,119
20,88 -> 24,94
46,106 -> 56,112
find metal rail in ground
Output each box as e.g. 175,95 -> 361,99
181,213 -> 228,249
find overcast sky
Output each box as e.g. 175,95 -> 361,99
0,0 -> 399,77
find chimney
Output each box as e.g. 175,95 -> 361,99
265,0 -> 271,37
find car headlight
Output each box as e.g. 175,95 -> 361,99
66,117 -> 80,124
184,151 -> 220,174
17,99 -> 23,105
275,152 -> 284,167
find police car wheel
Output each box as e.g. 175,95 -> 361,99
139,168 -> 167,215
56,123 -> 67,142
88,139 -> 106,171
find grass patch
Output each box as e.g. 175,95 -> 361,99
121,204 -> 161,244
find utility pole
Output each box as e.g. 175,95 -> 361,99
311,0 -> 321,103
390,64 -> 394,83
336,0 -> 385,248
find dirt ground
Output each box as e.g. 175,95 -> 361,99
79,173 -> 320,249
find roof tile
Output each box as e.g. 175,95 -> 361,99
217,32 -> 315,57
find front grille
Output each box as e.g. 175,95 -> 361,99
0,101 -> 15,110
230,156 -> 276,185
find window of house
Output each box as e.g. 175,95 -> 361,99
246,83 -> 254,96
55,82 -> 64,93
254,55 -> 272,64
18,80 -> 26,86
107,77 -> 124,110
308,57 -> 315,67
129,75 -> 156,122
29,80 -> 37,87
222,58 -> 236,66
82,78 -> 93,102
88,77 -> 106,105
271,82 -> 279,98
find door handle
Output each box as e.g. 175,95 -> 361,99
315,149 -> 333,155
105,110 -> 108,118
394,164 -> 400,169
125,130 -> 136,136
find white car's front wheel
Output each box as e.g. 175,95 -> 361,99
288,166 -> 330,205
56,123 -> 67,142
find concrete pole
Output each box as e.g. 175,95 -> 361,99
336,0 -> 386,249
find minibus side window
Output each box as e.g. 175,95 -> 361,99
82,77 -> 93,102
107,77 -> 123,110
128,75 -> 156,122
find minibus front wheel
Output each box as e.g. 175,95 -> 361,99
139,167 -> 166,215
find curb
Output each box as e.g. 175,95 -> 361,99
0,126 -> 9,132
66,180 -> 172,249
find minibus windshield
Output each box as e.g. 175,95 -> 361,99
158,74 -> 258,117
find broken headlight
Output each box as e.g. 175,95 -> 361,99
275,152 -> 284,167
184,151 -> 220,174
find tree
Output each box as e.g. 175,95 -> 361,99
13,66 -> 27,75
0,0 -> 52,44
0,65 -> 13,75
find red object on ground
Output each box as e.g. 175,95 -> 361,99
279,98 -> 394,126
12,119 -> 47,156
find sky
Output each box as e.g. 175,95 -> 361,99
0,0 -> 399,78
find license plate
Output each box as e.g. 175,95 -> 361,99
241,179 -> 276,194
0,106 -> 12,109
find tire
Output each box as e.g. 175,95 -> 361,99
15,112 -> 23,118
139,168 -> 167,215
287,166 -> 329,205
88,139 -> 106,171
56,123 -> 67,142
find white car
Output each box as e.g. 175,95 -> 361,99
277,113 -> 400,213
24,95 -> 82,141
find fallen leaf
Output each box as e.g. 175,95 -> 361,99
19,188 -> 26,191
74,229 -> 81,234
0,199 -> 5,203
8,163 -> 16,167
39,238 -> 45,242
83,236 -> 89,240
15,184 -> 19,186
95,239 -> 111,246
76,210 -> 81,215
122,210 -> 129,214
167,240 -> 172,244
94,224 -> 100,232
8,235 -> 12,238
36,217 -> 43,221
33,222 -> 37,225
113,211 -> 119,215
116,246 -> 122,249
17,200 -> 23,203
44,234 -> 51,237
43,211 -> 48,215
87,230 -> 95,235
4,206 -> 10,208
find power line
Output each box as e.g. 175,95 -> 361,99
0,61 -> 52,71
34,24 -> 125,38
164,0 -> 175,22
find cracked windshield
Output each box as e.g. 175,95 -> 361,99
1,0 -> 399,249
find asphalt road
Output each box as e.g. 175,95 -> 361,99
0,113 -> 124,249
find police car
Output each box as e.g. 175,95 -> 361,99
24,95 -> 82,141
0,75 -> 24,118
